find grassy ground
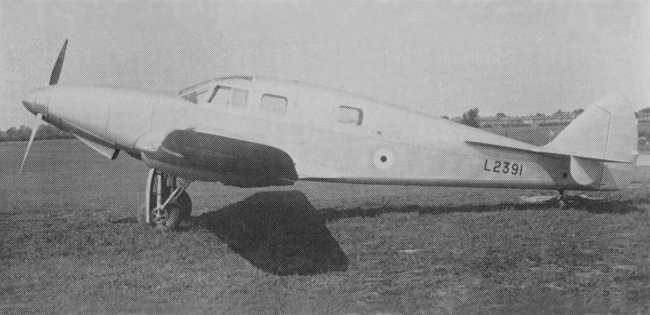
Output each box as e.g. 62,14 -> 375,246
1,140 -> 649,314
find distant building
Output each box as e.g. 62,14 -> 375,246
479,116 -> 522,127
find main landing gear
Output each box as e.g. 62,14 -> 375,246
138,169 -> 192,231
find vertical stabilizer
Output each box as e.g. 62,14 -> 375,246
544,92 -> 638,164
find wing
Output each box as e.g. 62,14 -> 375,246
138,129 -> 298,187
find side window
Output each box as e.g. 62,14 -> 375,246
208,86 -> 233,105
260,94 -> 288,114
232,88 -> 248,107
337,106 -> 363,125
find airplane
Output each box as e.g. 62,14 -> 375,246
19,40 -> 650,231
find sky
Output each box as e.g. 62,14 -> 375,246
0,0 -> 648,129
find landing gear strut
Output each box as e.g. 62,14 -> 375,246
138,169 -> 192,231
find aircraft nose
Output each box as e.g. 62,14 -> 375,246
22,91 -> 36,114
22,87 -> 51,116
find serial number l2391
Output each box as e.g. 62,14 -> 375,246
483,159 -> 523,176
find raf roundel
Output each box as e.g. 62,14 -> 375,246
374,148 -> 395,170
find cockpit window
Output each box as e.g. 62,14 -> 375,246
178,76 -> 253,104
232,88 -> 248,107
180,87 -> 212,104
209,86 -> 232,105
179,79 -> 215,104
181,92 -> 198,104
207,86 -> 250,108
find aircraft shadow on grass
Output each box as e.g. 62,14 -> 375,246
114,190 -> 641,276
193,190 -> 348,276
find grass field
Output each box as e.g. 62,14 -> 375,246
1,140 -> 649,314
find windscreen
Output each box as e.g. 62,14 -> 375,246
178,80 -> 216,104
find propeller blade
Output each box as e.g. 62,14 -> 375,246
19,113 -> 43,174
49,39 -> 68,85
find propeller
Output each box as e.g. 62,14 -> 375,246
19,39 -> 67,174
49,39 -> 67,85
18,113 -> 43,174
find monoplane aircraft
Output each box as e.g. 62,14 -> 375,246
19,41 -> 647,231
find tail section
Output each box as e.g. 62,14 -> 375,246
465,92 -> 639,190
544,92 -> 638,163
545,92 -> 638,189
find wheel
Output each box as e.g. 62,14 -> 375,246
177,191 -> 192,221
137,168 -> 190,230
137,199 -> 185,229
151,202 -> 182,232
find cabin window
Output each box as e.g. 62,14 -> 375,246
260,94 -> 288,114
337,106 -> 363,125
232,88 -> 248,107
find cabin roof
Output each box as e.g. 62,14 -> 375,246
180,75 -> 443,121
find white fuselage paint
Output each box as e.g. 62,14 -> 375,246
24,76 -> 635,191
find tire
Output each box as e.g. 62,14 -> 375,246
177,191 -> 192,221
152,202 -> 182,232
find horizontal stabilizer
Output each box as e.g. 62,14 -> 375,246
465,140 -> 631,163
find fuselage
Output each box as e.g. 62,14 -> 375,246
22,76 -> 633,191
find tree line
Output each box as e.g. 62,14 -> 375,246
0,125 -> 75,142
